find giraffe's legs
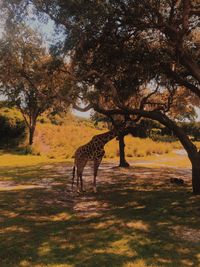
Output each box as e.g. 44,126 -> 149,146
80,173 -> 83,192
77,173 -> 84,192
72,166 -> 76,189
77,174 -> 79,187
76,174 -> 82,193
77,159 -> 87,192
93,158 -> 102,193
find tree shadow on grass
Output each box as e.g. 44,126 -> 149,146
0,163 -> 200,267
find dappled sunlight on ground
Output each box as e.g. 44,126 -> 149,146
0,160 -> 200,267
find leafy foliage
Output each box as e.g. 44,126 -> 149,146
0,24 -> 73,144
0,107 -> 26,146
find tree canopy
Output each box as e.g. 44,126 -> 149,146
7,0 -> 199,98
0,24 -> 73,144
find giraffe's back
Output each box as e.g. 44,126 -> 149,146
74,141 -> 104,164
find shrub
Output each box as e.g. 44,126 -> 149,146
146,149 -> 152,156
151,134 -> 178,142
0,108 -> 26,147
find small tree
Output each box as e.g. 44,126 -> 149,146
0,25 -> 72,145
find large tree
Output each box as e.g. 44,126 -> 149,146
0,25 -> 73,145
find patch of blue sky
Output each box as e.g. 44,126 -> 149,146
25,4 -> 66,49
195,108 -> 200,121
73,109 -> 92,119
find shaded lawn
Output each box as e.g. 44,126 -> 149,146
0,162 -> 200,267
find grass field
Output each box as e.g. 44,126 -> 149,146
31,119 -> 200,160
32,122 -> 179,159
0,152 -> 200,267
0,149 -> 191,168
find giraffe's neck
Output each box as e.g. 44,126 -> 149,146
94,130 -> 117,145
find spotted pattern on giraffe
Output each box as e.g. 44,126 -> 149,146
72,126 -> 127,192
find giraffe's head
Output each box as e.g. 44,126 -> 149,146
97,120 -> 136,144
111,120 -> 135,136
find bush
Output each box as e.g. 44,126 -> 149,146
179,122 -> 200,141
151,134 -> 178,142
0,108 -> 26,147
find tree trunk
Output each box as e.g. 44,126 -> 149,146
29,124 -> 36,145
191,152 -> 200,195
118,134 -> 130,167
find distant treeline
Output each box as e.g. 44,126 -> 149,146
131,120 -> 200,142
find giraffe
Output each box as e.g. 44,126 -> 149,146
72,126 -> 125,192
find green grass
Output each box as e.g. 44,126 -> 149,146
0,150 -> 67,167
0,161 -> 200,267
0,149 -> 191,168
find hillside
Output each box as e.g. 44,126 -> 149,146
1,107 -> 199,161
32,113 -> 176,159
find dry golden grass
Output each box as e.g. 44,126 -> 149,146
33,122 -> 100,158
32,122 -> 178,160
0,153 -> 62,167
1,114 -> 199,168
123,260 -> 158,267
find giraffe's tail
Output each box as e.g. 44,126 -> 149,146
72,165 -> 76,188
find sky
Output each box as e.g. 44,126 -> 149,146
72,109 -> 92,119
195,108 -> 200,122
26,8 -> 66,48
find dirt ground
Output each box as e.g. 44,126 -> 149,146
1,159 -> 200,267
0,160 -> 192,217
